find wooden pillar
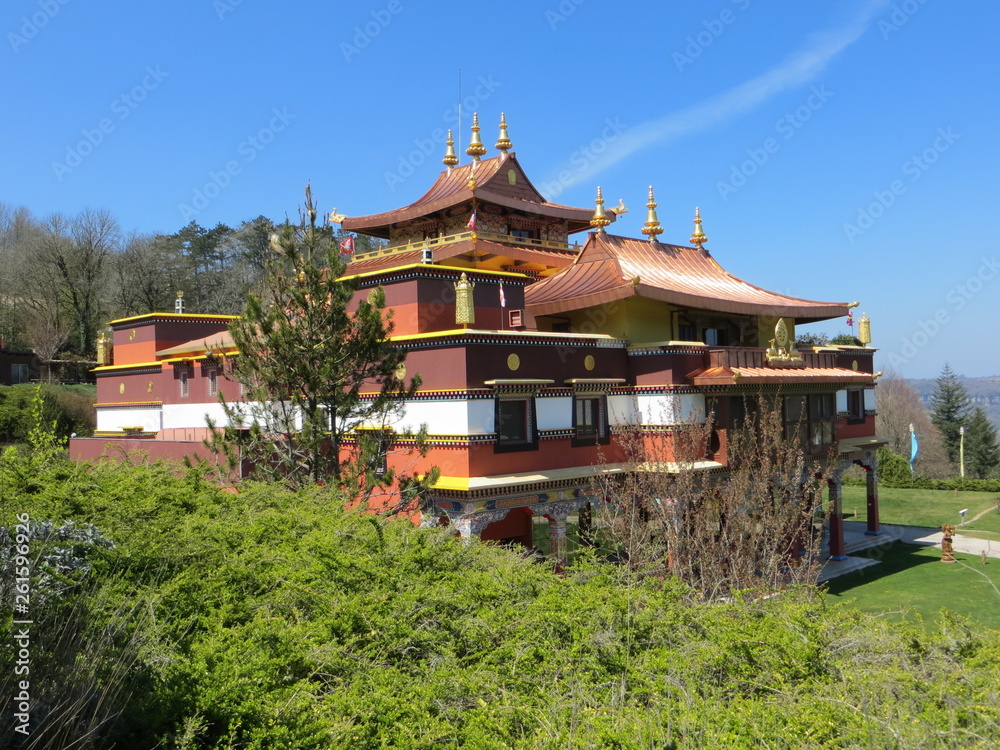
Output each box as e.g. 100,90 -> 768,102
865,463 -> 882,535
828,480 -> 847,560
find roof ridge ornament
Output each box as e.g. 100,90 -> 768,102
443,129 -> 459,169
590,186 -> 612,233
466,112 -> 487,161
690,206 -> 708,249
641,186 -> 663,242
495,112 -> 512,153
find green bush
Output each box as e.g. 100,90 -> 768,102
3,452 -> 1000,749
0,384 -> 95,443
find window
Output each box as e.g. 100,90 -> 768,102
207,369 -> 219,396
809,394 -> 836,446
573,394 -> 610,446
179,372 -> 189,398
784,394 -> 807,446
10,363 -> 28,384
847,389 -> 865,424
495,396 -> 537,452
509,228 -> 538,240
703,327 -> 729,346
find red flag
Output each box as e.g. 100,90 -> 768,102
499,282 -> 506,308
339,236 -> 355,256
466,211 -> 477,232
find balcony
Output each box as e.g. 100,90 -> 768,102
705,346 -> 839,371
352,230 -> 575,261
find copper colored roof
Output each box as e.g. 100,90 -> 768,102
689,365 -> 872,387
341,153 -> 604,238
525,233 -> 850,323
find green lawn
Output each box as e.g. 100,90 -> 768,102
825,541 -> 1000,630
842,484 -> 1000,533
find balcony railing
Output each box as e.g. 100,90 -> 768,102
352,231 -> 576,261
705,346 -> 839,370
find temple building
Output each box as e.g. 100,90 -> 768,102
70,113 -> 886,561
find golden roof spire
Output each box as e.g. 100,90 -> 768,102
690,206 -> 708,249
495,112 -> 512,153
641,186 -> 663,241
466,113 -> 487,161
590,186 -> 612,233
858,313 -> 871,346
443,129 -> 459,169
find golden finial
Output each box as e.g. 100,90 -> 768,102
467,164 -> 478,191
443,129 -> 458,169
466,113 -> 487,161
590,186 -> 612,233
454,272 -> 476,327
641,186 -> 663,241
175,290 -> 185,314
858,313 -> 871,346
690,206 -> 708,249
495,112 -> 512,153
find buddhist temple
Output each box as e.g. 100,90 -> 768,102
70,113 -> 886,561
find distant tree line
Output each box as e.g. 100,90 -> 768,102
0,202 -> 384,367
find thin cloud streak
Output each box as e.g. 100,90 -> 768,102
547,0 -> 889,193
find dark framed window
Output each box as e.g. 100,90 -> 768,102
510,228 -> 538,240
784,394 -> 807,446
179,372 -> 189,398
495,396 -> 538,452
809,393 -> 836,446
207,368 -> 219,396
847,389 -> 865,424
572,394 -> 610,446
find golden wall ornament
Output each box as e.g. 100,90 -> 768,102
507,353 -> 520,371
584,354 -> 596,371
454,272 -> 476,326
766,317 -> 802,363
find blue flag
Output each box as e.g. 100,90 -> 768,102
909,427 -> 919,472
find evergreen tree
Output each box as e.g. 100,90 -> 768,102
930,363 -> 970,465
965,406 -> 1000,479
209,186 -> 436,512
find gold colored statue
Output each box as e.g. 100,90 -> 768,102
454,272 -> 475,327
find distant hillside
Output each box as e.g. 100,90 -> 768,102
909,375 -> 1000,432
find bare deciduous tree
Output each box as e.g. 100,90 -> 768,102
598,395 -> 830,600
876,372 -> 951,477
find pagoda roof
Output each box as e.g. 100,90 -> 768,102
524,233 -> 850,323
688,365 -> 873,387
341,152 -> 605,238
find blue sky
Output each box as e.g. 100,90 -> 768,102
4,0 -> 998,379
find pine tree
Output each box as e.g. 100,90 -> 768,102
965,407 -> 1000,479
208,186 -> 436,512
930,363 -> 970,466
